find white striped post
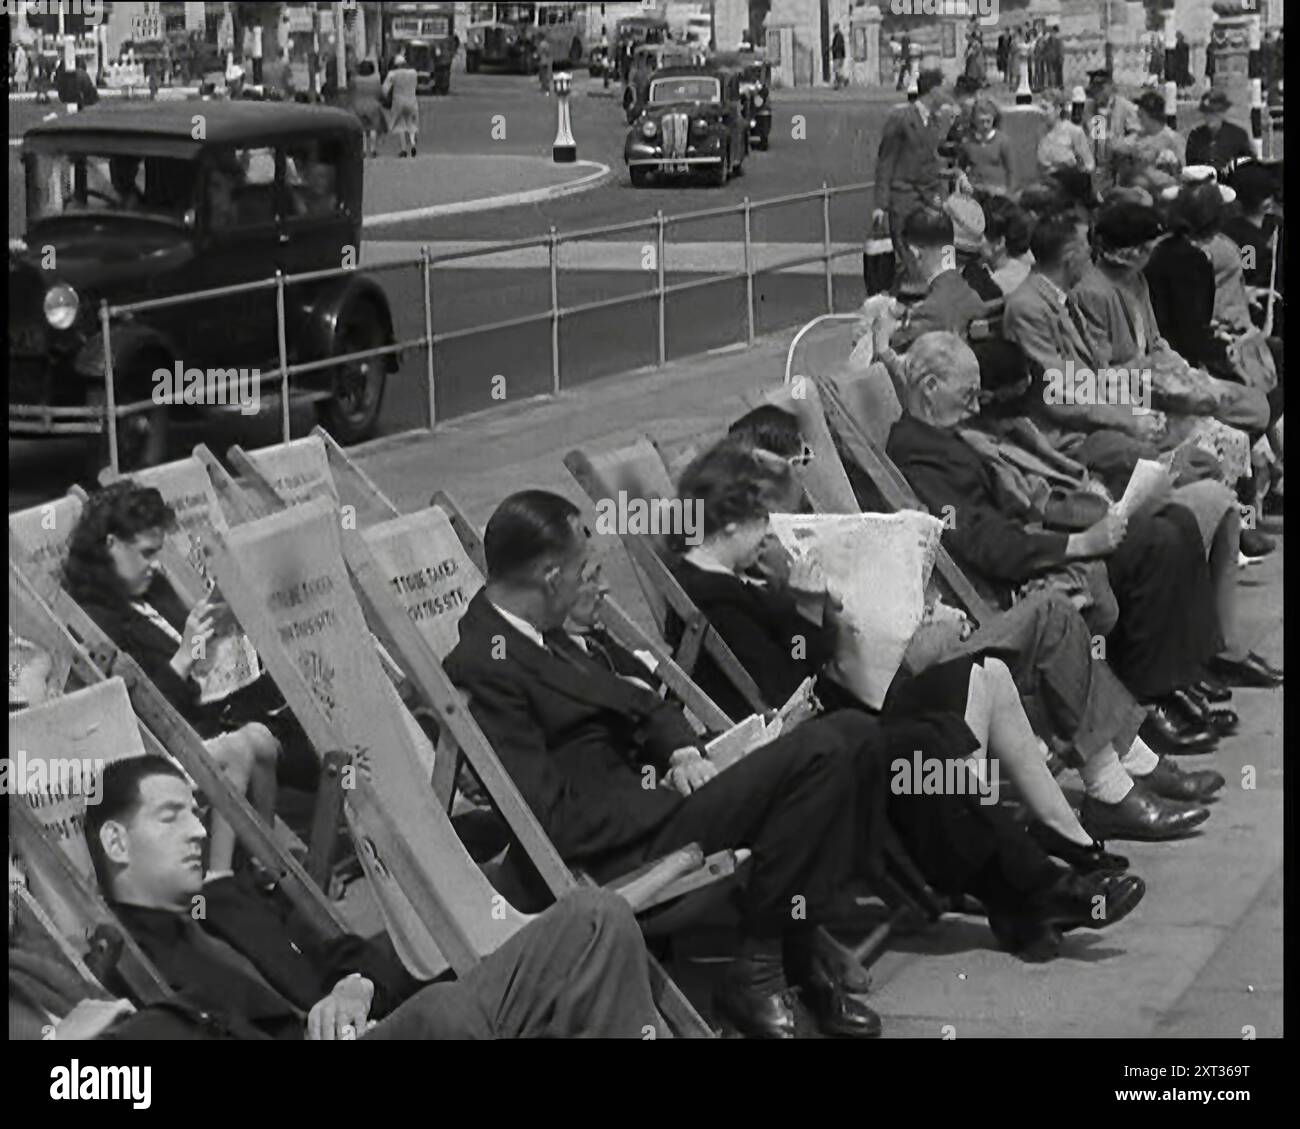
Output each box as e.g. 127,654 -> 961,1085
1071,85 -> 1086,126
1015,44 -> 1032,106
906,66 -> 918,102
1163,15 -> 1177,129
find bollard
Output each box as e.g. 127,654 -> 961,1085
906,68 -> 918,102
1015,46 -> 1032,106
1071,85 -> 1086,126
1164,81 -> 1178,130
552,69 -> 577,163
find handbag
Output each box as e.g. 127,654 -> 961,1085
862,213 -> 896,296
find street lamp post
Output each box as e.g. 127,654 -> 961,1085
553,69 -> 576,162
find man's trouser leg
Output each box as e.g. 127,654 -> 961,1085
364,889 -> 669,1039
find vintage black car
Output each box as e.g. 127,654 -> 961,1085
710,50 -> 772,150
624,65 -> 749,188
10,102 -> 398,470
622,43 -> 698,122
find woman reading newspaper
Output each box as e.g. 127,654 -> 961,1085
63,483 -> 319,876
667,440 -> 1147,961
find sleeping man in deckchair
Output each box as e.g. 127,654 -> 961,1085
87,756 -> 670,1040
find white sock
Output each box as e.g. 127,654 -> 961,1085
1078,744 -> 1135,805
1120,735 -> 1160,777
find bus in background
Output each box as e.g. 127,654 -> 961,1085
464,3 -> 587,74
381,2 -> 456,94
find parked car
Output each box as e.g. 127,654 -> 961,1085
624,65 -> 749,188
622,42 -> 698,123
710,49 -> 772,150
10,102 -> 398,470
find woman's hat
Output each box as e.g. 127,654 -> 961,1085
1198,90 -> 1232,113
1094,201 -> 1164,249
945,193 -> 986,254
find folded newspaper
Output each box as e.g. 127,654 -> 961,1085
767,511 -> 945,709
1115,458 -> 1171,521
704,677 -> 819,771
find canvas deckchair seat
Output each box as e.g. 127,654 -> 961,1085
821,361 -> 905,450
788,321 -> 861,387
9,494 -> 84,602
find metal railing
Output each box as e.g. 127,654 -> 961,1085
14,180 -> 874,473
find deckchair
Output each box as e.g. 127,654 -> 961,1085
9,557 -> 349,943
566,431 -> 946,967
202,494 -> 715,1035
224,435 -> 747,1028
9,680 -> 176,1006
9,474 -> 351,896
563,440 -> 769,720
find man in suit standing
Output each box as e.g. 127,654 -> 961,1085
1185,91 -> 1254,174
873,68 -> 951,291
89,756 -> 670,1040
444,490 -> 887,1040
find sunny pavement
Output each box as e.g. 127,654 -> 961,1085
339,330 -> 1284,1039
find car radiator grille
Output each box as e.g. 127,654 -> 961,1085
662,113 -> 689,159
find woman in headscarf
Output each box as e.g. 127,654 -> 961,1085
382,52 -> 421,158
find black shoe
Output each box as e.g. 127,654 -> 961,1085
1239,529 -> 1275,559
1210,652 -> 1284,688
799,971 -> 883,1039
988,914 -> 1064,962
714,976 -> 798,1040
1139,703 -> 1219,755
1028,821 -> 1129,873
1173,687 -> 1240,735
1137,756 -> 1225,802
1194,678 -> 1233,703
1030,870 -> 1147,932
1080,788 -> 1210,841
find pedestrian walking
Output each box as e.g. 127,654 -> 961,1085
897,33 -> 911,91
352,56 -> 384,158
536,36 -> 552,94
14,41 -> 29,93
831,24 -> 847,90
382,53 -> 420,157
996,29 -> 1010,83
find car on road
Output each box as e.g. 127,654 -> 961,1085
710,49 -> 772,151
622,42 -> 698,122
624,65 -> 749,188
10,102 -> 398,470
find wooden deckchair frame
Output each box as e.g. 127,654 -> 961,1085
212,439 -> 721,1037
563,445 -> 769,721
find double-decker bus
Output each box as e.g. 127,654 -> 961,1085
381,2 -> 456,94
464,3 -> 587,73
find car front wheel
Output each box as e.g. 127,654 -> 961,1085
86,365 -> 171,475
319,301 -> 388,443
465,51 -> 480,73
630,165 -> 650,187
707,147 -> 729,188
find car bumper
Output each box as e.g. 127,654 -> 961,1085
625,138 -> 724,168
626,156 -> 723,167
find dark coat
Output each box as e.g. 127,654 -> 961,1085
443,591 -> 689,866
1144,233 -> 1232,376
111,875 -> 420,1040
874,101 -> 946,217
1185,120 -> 1253,173
886,413 -> 1069,608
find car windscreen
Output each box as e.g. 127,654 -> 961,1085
649,77 -> 719,104
25,150 -> 197,228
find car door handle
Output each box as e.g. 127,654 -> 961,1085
278,231 -> 290,244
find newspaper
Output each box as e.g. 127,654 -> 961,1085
704,677 -> 819,771
1115,458 -> 1171,521
192,602 -> 262,706
768,511 -> 945,709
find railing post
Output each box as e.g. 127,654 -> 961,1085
275,270 -> 291,445
420,247 -> 437,427
656,210 -> 666,367
549,226 -> 561,396
99,300 -> 119,474
742,196 -> 755,347
822,181 -> 833,314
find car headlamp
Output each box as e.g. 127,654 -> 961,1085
43,283 -> 79,330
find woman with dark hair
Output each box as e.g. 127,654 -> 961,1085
62,483 -> 318,870
665,439 -> 1150,960
959,98 -> 1015,195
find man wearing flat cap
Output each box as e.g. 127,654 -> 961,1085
1186,91 -> 1254,174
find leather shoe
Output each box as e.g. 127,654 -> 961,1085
1139,703 -> 1218,755
1172,687 -> 1239,736
799,971 -> 883,1039
1028,821 -> 1129,873
987,913 -> 1063,962
1239,529 -> 1275,558
1194,678 -> 1232,703
1210,652 -> 1284,688
1137,756 -> 1225,803
1081,787 -> 1210,842
714,979 -> 798,1039
1031,870 -> 1147,932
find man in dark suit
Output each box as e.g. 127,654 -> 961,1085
87,755 -> 668,1039
873,67 -> 952,289
1185,91 -> 1254,174
443,490 -> 885,1039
